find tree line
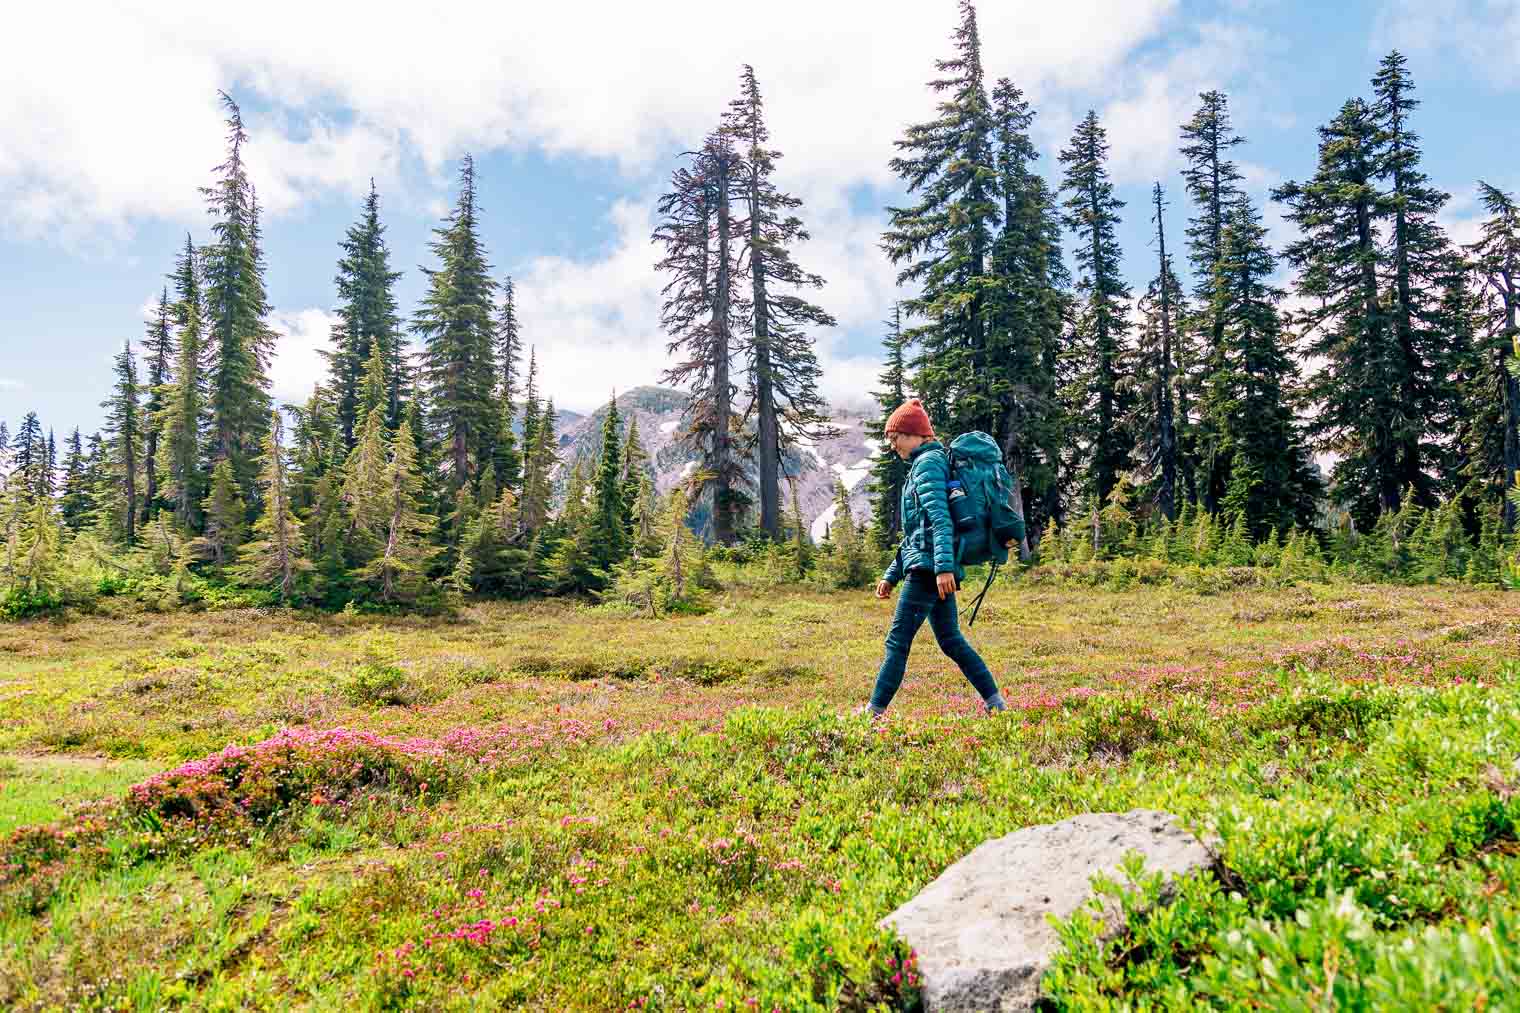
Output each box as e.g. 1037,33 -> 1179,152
4,1 -> 1520,614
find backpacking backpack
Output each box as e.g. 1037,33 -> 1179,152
945,432 -> 1025,569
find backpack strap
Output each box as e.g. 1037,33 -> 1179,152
961,561 -> 999,627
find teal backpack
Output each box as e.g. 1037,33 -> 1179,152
944,432 -> 1026,623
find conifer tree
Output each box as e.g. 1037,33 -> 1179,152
655,133 -> 748,544
141,288 -> 175,525
9,492 -> 61,595
723,64 -> 837,538
545,461 -> 606,593
988,76 -> 1066,541
159,234 -> 208,530
1468,181 -> 1520,530
202,92 -> 275,499
10,413 -> 45,508
869,305 -> 911,541
883,0 -> 999,439
329,180 -> 405,449
822,480 -> 873,588
520,397 -> 558,534
59,429 -> 92,531
342,405 -> 392,564
1371,52 -> 1459,498
493,276 -> 524,493
195,459 -> 246,568
1059,109 -> 1134,501
356,421 -> 437,603
1203,203 -> 1321,535
237,412 -> 310,598
1133,184 -> 1184,520
1275,98 -> 1430,523
619,413 -> 650,535
414,155 -> 498,489
101,340 -> 142,544
587,395 -> 632,573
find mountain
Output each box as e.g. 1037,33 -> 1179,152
554,386 -> 879,543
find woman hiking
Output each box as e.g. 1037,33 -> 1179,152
863,399 -> 1009,717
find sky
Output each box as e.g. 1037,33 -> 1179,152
2,0 -> 1517,441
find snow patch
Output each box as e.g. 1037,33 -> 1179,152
810,503 -> 838,544
659,419 -> 680,435
678,460 -> 697,480
831,455 -> 875,492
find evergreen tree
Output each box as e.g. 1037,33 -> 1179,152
356,421 -> 437,603
414,155 -> 498,490
723,64 -> 837,539
9,491 -> 61,595
1274,98 -> 1430,523
1371,52 -> 1459,499
195,459 -> 246,568
883,0 -> 999,439
988,76 -> 1066,542
202,92 -> 275,499
655,132 -> 748,544
1204,202 -> 1321,535
1133,184 -> 1184,520
545,461 -> 605,593
520,397 -> 558,534
1179,90 -> 1250,509
59,429 -> 92,532
237,412 -> 310,598
1059,109 -> 1134,501
341,405 -> 392,564
822,480 -> 873,588
329,180 -> 405,446
159,233 -> 208,531
101,340 -> 142,544
493,276 -> 524,493
1468,182 -> 1520,530
588,395 -> 632,572
10,413 -> 44,507
869,305 -> 911,541
141,288 -> 175,524
619,413 -> 650,533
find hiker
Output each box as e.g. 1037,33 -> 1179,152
864,399 -> 1018,717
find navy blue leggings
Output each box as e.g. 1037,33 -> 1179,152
869,570 -> 999,711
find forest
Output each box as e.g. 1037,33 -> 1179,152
3,0 -> 1519,620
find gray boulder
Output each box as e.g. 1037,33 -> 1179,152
881,809 -> 1214,1012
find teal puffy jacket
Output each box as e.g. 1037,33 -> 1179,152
882,441 -> 962,586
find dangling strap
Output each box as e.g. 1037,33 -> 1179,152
962,561 -> 999,627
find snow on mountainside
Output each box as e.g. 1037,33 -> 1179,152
554,386 -> 879,541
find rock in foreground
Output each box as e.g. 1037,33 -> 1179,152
881,809 -> 1214,1011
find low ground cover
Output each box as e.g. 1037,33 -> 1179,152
1,581 -> 1517,1009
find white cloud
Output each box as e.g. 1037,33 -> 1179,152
1374,0 -> 1520,88
2,0 -> 1182,238
0,378 -> 21,390
267,308 -> 338,406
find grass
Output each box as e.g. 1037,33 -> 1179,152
0,580 -> 1517,1009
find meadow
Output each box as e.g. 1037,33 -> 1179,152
2,578 -> 1518,1010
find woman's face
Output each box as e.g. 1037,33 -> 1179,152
887,431 -> 926,460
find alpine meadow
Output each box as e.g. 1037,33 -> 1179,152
5,1 -> 1520,1009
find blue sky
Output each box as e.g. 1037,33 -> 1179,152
3,0 -> 1516,441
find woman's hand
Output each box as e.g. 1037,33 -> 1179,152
936,573 -> 957,600
875,580 -> 892,600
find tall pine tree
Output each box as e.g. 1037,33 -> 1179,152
159,234 -> 208,531
869,305 -> 911,542
883,0 -> 999,438
329,180 -> 405,448
723,64 -> 836,539
141,288 -> 175,525
201,92 -> 275,500
414,155 -> 498,491
1469,181 -> 1520,529
101,340 -> 142,544
1059,109 -> 1134,502
655,133 -> 748,543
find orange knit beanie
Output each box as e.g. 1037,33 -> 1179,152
884,398 -> 935,439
